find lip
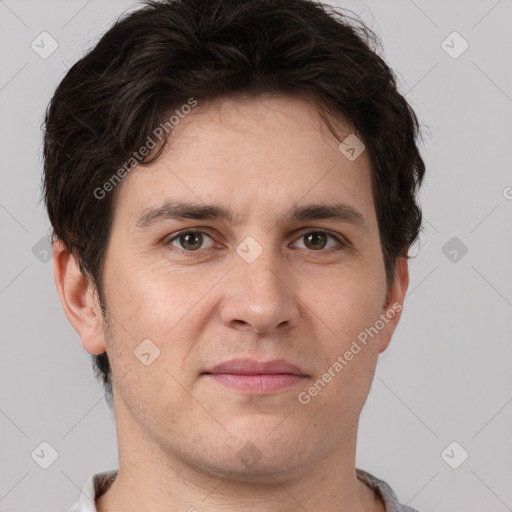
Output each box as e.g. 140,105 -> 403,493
202,358 -> 308,393
205,358 -> 306,375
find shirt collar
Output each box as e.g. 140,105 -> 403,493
69,468 -> 417,512
68,469 -> 117,512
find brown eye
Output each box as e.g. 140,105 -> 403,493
168,231 -> 214,251
294,231 -> 344,251
304,232 -> 327,250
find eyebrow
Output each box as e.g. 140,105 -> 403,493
135,200 -> 368,232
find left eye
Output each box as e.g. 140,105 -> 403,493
292,231 -> 342,251
166,229 -> 344,253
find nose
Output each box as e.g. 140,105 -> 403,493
219,245 -> 300,335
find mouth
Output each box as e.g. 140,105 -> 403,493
202,358 -> 309,393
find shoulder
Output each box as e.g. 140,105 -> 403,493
356,468 -> 421,512
66,469 -> 118,512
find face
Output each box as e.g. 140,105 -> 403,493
72,94 -> 407,482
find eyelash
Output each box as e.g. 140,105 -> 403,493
164,229 -> 348,256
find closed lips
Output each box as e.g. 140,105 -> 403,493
203,358 -> 307,376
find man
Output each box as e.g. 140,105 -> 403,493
43,0 -> 425,510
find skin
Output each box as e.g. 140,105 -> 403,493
54,93 -> 408,512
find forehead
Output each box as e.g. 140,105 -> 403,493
112,94 -> 376,229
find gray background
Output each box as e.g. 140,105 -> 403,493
1,0 -> 511,510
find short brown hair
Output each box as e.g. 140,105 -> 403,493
42,0 -> 425,403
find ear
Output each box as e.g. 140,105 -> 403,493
378,256 -> 409,354
52,238 -> 107,355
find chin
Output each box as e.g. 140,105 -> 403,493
201,450 -> 314,485
209,423 -> 320,482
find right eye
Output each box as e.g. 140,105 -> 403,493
166,230 -> 216,252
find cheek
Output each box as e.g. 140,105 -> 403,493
305,294 -> 381,420
311,265 -> 385,343
105,256 -> 192,333
101,260 -> 210,392
103,285 -> 199,432
302,266 -> 384,404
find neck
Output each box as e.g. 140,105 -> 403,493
96,402 -> 384,512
